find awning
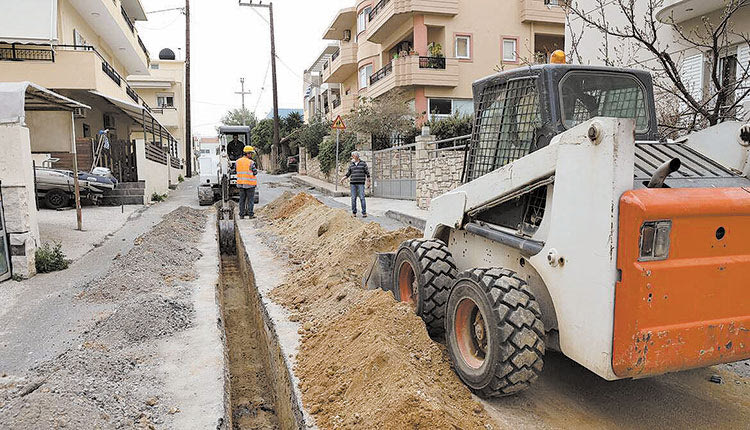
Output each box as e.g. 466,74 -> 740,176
0,81 -> 90,124
89,90 -> 177,141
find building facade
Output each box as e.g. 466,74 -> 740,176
304,0 -> 566,123
0,0 -> 181,181
127,51 -> 187,169
566,0 -> 750,121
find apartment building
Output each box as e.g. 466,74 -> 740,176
0,0 -> 180,180
127,48 -> 186,168
305,0 -> 566,123
566,0 -> 750,119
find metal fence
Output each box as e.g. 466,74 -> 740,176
372,143 -> 417,200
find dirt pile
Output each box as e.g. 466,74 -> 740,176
0,207 -> 207,429
258,193 -> 495,429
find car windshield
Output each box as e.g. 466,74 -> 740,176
559,72 -> 649,132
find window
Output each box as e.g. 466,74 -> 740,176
427,98 -> 474,120
502,38 -> 517,62
357,7 -> 371,39
428,99 -> 452,119
559,72 -> 649,132
82,123 -> 90,138
455,35 -> 471,59
359,64 -> 373,89
103,113 -> 115,129
157,94 -> 175,108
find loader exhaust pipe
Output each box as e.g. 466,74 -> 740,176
647,158 -> 681,189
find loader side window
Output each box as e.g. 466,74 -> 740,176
466,77 -> 541,182
560,72 -> 649,132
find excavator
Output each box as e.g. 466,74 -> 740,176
366,59 -> 750,397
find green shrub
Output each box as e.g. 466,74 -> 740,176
427,114 -> 474,141
151,192 -> 168,202
178,174 -> 185,183
318,132 -> 357,175
35,242 -> 69,273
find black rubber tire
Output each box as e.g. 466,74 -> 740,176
392,239 -> 457,338
446,268 -> 545,397
45,189 -> 70,209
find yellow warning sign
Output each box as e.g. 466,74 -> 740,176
331,115 -> 346,130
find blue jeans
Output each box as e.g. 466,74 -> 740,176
350,183 -> 366,215
238,186 -> 255,217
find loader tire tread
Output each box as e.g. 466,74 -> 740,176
454,268 -> 545,398
400,239 -> 457,338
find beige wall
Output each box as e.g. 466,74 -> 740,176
26,111 -> 75,153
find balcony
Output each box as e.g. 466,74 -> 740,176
152,107 -> 179,128
655,0 -> 725,24
520,0 -> 567,25
368,55 -> 458,99
323,42 -> 358,83
323,7 -> 357,40
68,0 -> 150,74
367,0 -> 459,44
0,45 -> 136,103
332,93 -> 357,117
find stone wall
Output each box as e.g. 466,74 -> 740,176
416,147 -> 465,209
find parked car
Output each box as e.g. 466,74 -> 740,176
35,167 -> 116,209
286,155 -> 299,173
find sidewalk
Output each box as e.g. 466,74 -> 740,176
291,174 -> 348,197
292,174 -> 428,230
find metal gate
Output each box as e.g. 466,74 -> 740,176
0,185 -> 10,282
372,143 -> 417,200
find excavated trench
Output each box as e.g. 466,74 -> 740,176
216,210 -> 304,430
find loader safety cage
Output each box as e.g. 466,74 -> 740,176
464,65 -> 659,184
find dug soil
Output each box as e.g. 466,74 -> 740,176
258,192 -> 496,429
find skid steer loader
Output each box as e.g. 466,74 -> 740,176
366,64 -> 750,397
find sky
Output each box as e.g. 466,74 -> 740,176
137,0 -> 352,136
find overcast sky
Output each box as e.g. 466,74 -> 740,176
137,0 -> 352,136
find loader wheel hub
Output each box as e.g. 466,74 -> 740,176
455,298 -> 487,369
397,261 -> 418,311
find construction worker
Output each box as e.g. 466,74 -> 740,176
236,145 -> 258,219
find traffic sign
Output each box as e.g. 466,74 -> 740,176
331,115 -> 346,130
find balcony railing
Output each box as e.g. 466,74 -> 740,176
419,56 -> 446,69
0,44 -> 54,62
331,49 -> 340,62
126,84 -> 139,102
101,60 -> 122,86
332,98 -> 341,108
121,6 -> 135,34
369,0 -> 390,21
323,61 -> 329,70
137,35 -> 150,64
370,61 -> 393,85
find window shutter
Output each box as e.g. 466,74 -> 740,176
680,53 -> 703,103
736,43 -> 750,103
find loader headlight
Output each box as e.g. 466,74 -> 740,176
639,220 -> 671,261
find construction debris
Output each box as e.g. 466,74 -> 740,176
258,192 -> 495,429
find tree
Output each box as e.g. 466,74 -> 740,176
282,111 -> 304,135
567,0 -> 750,136
220,107 -> 258,129
295,117 -> 330,158
345,90 -> 416,139
251,119 -> 274,154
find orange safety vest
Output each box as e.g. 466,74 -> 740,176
236,157 -> 257,186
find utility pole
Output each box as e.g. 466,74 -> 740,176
185,0 -> 192,176
235,77 -> 252,125
239,0 -> 280,172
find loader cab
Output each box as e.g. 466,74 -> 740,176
465,65 -> 658,183
218,125 -> 252,162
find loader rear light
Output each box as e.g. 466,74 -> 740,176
639,220 -> 671,261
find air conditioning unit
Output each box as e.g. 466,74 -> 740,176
73,107 -> 86,118
343,29 -> 351,41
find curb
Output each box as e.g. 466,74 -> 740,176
385,210 -> 426,231
291,175 -> 348,197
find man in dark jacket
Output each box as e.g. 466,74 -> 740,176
339,151 -> 371,217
